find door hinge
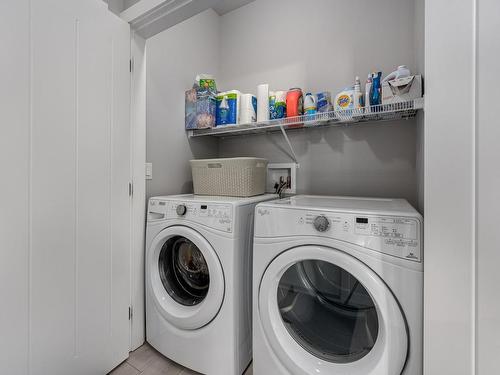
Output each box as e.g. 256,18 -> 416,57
129,182 -> 133,197
129,58 -> 134,73
129,306 -> 133,320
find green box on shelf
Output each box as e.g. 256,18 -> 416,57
185,88 -> 216,130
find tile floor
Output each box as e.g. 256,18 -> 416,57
109,343 -> 253,375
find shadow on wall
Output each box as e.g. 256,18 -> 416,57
181,180 -> 194,194
321,120 -> 417,164
182,135 -> 221,194
218,119 -> 418,207
188,136 -> 219,159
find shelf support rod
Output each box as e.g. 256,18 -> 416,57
278,123 -> 299,166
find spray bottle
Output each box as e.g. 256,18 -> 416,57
370,72 -> 382,110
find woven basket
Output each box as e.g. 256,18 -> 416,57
190,158 -> 268,197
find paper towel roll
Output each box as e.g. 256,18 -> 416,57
240,94 -> 257,124
257,84 -> 270,122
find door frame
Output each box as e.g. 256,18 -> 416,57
129,29 -> 147,351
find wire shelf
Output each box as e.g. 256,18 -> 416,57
187,97 -> 424,138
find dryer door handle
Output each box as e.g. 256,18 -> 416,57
148,212 -> 166,220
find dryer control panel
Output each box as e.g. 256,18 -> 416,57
148,199 -> 233,233
255,207 -> 422,262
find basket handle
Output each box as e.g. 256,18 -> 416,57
207,163 -> 222,168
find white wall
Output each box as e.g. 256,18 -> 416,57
476,0 -> 500,373
146,9 -> 219,198
218,0 -> 417,94
424,0 -> 476,373
0,1 -> 30,372
0,1 -> 132,374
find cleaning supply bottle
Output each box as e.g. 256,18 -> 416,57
304,93 -> 317,115
286,88 -> 303,117
370,72 -> 382,109
365,74 -> 372,112
354,76 -> 363,111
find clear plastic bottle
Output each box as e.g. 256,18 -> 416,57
365,74 -> 373,112
354,76 -> 363,111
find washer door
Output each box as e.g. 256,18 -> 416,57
259,246 -> 407,375
148,226 -> 224,330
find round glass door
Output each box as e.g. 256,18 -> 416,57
158,236 -> 210,306
277,260 -> 379,363
147,226 -> 225,330
258,245 -> 407,375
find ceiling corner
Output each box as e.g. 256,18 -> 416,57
212,0 -> 256,16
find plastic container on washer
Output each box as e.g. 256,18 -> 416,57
190,157 -> 268,197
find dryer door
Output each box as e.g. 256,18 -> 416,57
258,245 -> 407,375
147,226 -> 224,330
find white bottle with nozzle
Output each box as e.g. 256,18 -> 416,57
354,76 -> 363,111
365,73 -> 373,112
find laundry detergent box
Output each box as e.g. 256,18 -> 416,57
382,75 -> 422,104
317,91 -> 333,112
185,88 -> 216,129
216,90 -> 241,126
334,88 -> 355,111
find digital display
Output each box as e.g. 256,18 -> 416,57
201,205 -> 207,210
356,217 -> 369,224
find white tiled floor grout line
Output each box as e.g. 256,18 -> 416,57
109,343 -> 253,375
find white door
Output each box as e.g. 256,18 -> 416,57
259,246 -> 407,375
147,226 -> 225,330
0,1 -> 132,374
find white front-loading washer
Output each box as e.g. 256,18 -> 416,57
146,194 -> 275,375
253,195 -> 423,375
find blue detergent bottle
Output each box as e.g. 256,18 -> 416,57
370,72 -> 382,109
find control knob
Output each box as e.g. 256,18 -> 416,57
176,204 -> 187,216
313,215 -> 330,232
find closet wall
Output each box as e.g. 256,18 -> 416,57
414,0 -> 425,212
477,1 -> 500,372
425,0 -> 500,373
146,0 -> 424,210
0,1 -> 30,372
146,9 -> 219,198
0,1 -> 132,373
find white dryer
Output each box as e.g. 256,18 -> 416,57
253,195 -> 423,375
146,194 -> 275,375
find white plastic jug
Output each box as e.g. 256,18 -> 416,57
304,93 -> 317,115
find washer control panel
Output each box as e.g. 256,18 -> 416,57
354,216 -> 416,240
255,208 -> 422,262
148,199 -> 233,233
